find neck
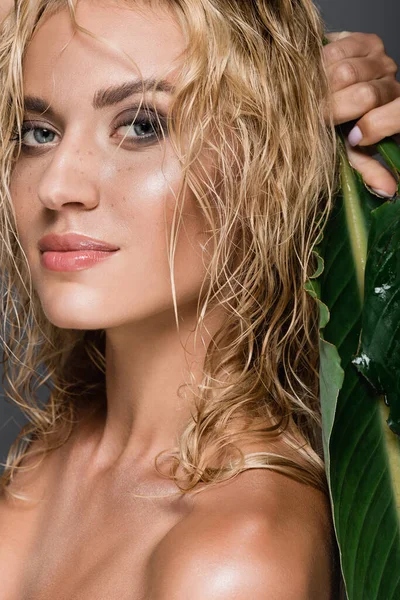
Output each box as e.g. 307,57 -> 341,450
83,301 -> 227,477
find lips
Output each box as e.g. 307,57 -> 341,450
38,232 -> 119,253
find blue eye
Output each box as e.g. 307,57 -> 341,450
11,124 -> 57,146
114,110 -> 167,143
25,126 -> 56,144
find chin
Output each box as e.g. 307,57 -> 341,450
41,309 -> 107,331
38,292 -> 112,330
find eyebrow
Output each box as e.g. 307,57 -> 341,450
23,77 -> 175,116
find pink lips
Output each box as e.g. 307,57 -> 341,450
38,233 -> 119,272
38,232 -> 119,252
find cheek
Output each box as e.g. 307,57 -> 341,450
117,154 -> 177,229
9,162 -> 39,247
112,154 -> 210,302
115,149 -> 206,248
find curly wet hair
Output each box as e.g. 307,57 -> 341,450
0,0 -> 338,503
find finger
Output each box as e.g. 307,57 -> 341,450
344,139 -> 398,197
323,32 -> 385,67
347,96 -> 400,146
330,76 -> 400,125
326,55 -> 397,93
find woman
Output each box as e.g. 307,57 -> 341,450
0,1 -> 399,598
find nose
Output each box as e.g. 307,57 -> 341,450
37,129 -> 100,211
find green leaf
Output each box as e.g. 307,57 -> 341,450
319,336 -> 344,476
311,134 -> 400,599
353,199 -> 400,436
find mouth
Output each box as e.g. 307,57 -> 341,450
38,232 -> 120,253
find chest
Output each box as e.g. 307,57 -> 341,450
0,475 -> 189,600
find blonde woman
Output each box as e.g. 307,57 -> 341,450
0,1 -> 399,599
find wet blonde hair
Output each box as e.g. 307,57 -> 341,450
0,0 -> 338,503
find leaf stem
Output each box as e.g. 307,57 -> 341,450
337,135 -> 368,300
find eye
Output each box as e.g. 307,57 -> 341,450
114,109 -> 168,144
11,123 -> 57,147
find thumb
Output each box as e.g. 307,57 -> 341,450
344,138 -> 398,198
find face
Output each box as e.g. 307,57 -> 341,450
10,0 -> 210,331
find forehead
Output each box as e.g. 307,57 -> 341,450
22,0 -> 185,101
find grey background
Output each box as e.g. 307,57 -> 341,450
320,0 -> 400,70
1,0 -> 399,469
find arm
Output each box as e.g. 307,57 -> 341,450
323,31 -> 400,197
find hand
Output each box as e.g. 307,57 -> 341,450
323,31 -> 400,197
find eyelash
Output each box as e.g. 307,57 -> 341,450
10,108 -> 168,150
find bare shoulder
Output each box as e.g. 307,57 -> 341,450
148,469 -> 336,600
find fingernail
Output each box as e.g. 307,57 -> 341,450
370,187 -> 396,198
348,125 -> 363,146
